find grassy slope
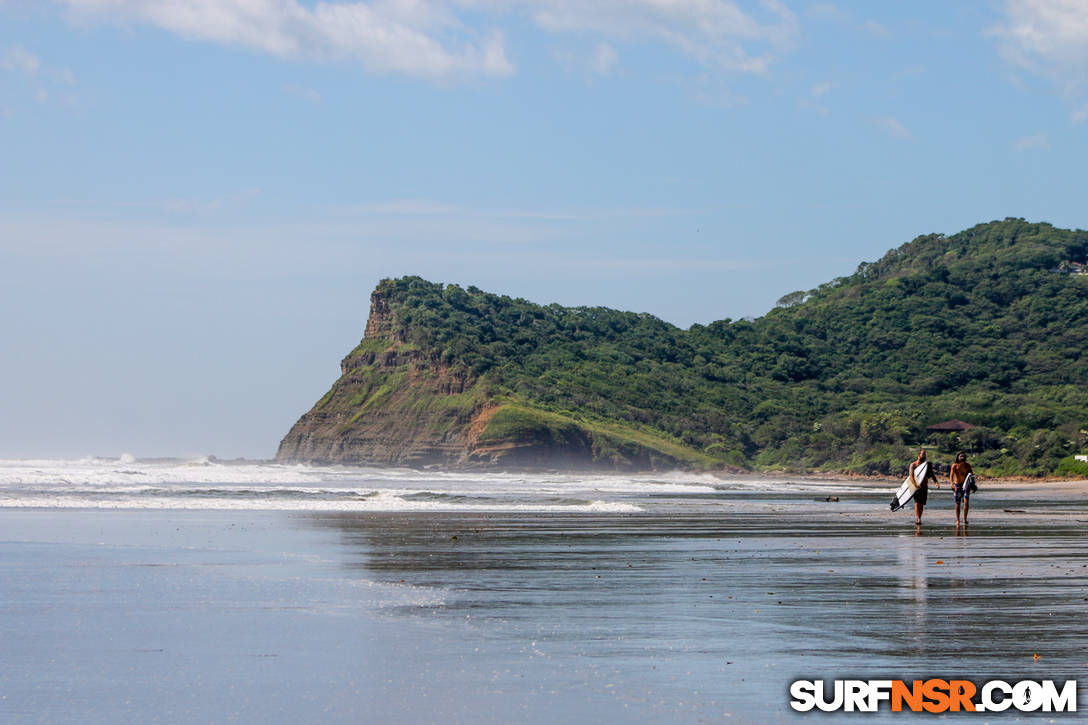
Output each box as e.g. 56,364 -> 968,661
310,219 -> 1088,475
476,404 -> 721,470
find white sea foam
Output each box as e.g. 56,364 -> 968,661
0,458 -> 871,512
0,458 -> 724,492
0,493 -> 642,513
0,459 -> 651,512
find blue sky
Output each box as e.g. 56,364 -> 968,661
2,0 -> 1087,458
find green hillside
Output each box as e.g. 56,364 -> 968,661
281,219 -> 1088,476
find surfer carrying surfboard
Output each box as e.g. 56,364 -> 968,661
949,451 -> 974,525
908,449 -> 939,525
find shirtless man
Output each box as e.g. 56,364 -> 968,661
909,449 -> 939,525
949,451 -> 974,525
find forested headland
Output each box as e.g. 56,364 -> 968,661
278,219 -> 1088,477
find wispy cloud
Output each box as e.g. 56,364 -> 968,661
1014,132 -> 1049,150
805,4 -> 893,39
525,0 -> 800,74
2,46 -> 75,83
589,42 -> 620,77
862,19 -> 889,37
554,41 -> 621,79
1,46 -> 40,75
61,0 -> 514,81
1073,103 -> 1088,123
57,1 -> 800,81
876,116 -> 911,139
0,198 -> 699,267
1,46 -> 78,112
991,0 -> 1088,94
800,81 -> 834,114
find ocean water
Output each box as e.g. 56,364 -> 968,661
2,459 -> 1087,723
0,456 -> 870,513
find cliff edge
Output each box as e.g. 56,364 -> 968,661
276,283 -> 707,470
278,220 -> 1088,475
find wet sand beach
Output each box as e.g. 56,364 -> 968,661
2,468 -> 1087,723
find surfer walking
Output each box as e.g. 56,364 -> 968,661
909,449 -> 939,525
950,451 -> 974,525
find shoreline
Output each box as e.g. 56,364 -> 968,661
7,455 -> 1084,487
279,459 -> 1088,487
4,504 -> 1088,724
722,470 -> 1088,487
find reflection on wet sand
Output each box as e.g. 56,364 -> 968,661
304,509 -> 1088,720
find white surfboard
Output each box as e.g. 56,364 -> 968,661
890,461 -> 929,511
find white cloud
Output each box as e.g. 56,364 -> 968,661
1,46 -> 78,109
1073,102 -> 1088,122
1,46 -> 41,74
862,19 -> 889,36
1014,132 -> 1050,149
992,0 -> 1088,93
554,41 -> 621,78
802,81 -> 833,114
2,46 -> 77,83
58,1 -> 799,80
524,0 -> 799,74
589,42 -> 619,77
61,0 -> 514,80
876,116 -> 910,139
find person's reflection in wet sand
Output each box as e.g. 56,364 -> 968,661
898,534 -> 929,646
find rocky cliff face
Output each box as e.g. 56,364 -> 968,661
279,218 -> 1088,476
276,285 -> 701,470
276,291 -> 486,466
360,291 -> 404,344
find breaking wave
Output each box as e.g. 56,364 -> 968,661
0,457 -> 875,513
0,458 -> 650,512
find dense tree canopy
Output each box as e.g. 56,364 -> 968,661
362,219 -> 1088,475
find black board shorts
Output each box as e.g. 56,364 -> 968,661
914,486 -> 929,506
